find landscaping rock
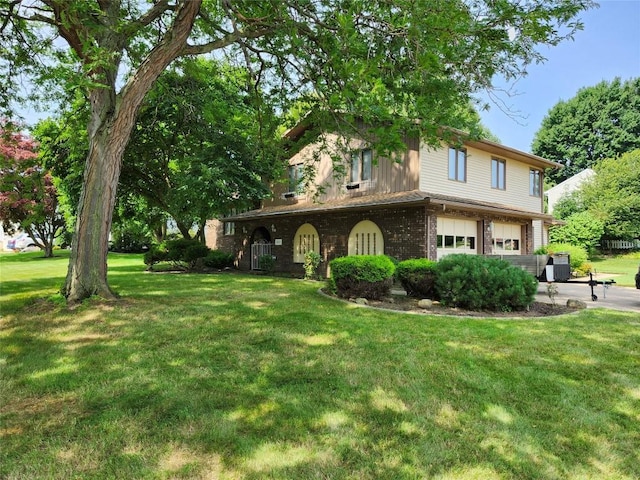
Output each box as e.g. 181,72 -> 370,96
566,299 -> 587,309
355,298 -> 369,305
418,299 -> 433,309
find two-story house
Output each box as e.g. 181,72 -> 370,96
206,122 -> 557,276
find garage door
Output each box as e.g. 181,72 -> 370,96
492,222 -> 521,255
436,217 -> 477,259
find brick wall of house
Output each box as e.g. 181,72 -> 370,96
221,206 -> 535,277
230,206 -> 429,277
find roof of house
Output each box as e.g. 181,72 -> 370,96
283,121 -> 561,170
546,168 -> 595,196
224,190 -> 554,222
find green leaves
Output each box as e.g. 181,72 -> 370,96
533,78 -> 640,184
120,58 -> 280,236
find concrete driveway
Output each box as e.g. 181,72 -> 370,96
537,279 -> 640,313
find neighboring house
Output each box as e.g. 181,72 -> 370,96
546,168 -> 595,215
206,123 -> 558,276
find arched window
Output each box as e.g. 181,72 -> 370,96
348,220 -> 384,256
293,223 -> 320,263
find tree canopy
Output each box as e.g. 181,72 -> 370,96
550,149 -> 640,244
1,0 -> 595,303
0,121 -> 65,256
532,77 -> 640,184
121,58 -> 280,241
580,149 -> 640,241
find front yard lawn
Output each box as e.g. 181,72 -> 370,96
591,251 -> 640,287
1,252 -> 639,479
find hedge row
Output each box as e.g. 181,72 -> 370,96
328,254 -> 538,312
144,238 -> 234,271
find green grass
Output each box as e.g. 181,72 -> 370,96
1,252 -> 639,479
590,251 -> 640,287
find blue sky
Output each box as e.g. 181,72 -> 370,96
479,0 -> 640,153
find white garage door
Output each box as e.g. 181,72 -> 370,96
437,217 -> 477,259
492,222 -> 522,255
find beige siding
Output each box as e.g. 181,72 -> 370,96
419,142 -> 544,213
267,133 -> 420,207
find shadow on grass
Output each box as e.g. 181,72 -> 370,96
1,273 -> 639,479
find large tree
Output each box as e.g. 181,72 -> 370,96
532,77 -> 640,184
580,149 -> 640,241
0,122 -> 65,257
121,58 -> 279,241
1,0 -> 594,303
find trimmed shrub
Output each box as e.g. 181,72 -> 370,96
329,255 -> 395,300
434,254 -> 538,311
204,249 -> 235,269
143,244 -> 168,269
165,238 -> 202,263
396,258 -> 438,298
259,254 -> 276,273
535,242 -> 588,271
143,238 -> 211,271
183,243 -> 211,269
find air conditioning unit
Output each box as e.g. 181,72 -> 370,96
346,182 -> 360,190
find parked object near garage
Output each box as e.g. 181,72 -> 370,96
537,252 -> 571,282
537,252 -> 615,301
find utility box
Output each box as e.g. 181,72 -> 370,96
538,253 -> 571,282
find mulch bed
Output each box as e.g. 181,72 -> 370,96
334,293 -> 579,318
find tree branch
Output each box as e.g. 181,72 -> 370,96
179,26 -> 273,56
124,0 -> 176,35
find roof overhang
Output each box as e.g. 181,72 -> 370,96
283,121 -> 561,170
224,190 -> 554,222
442,127 -> 561,170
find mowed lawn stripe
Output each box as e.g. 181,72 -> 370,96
1,252 -> 639,479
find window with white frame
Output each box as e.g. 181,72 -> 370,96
293,223 -> 320,263
350,148 -> 372,183
223,208 -> 236,235
530,169 -> 541,197
288,163 -> 304,194
223,221 -> 235,236
491,158 -> 506,190
448,146 -> 467,182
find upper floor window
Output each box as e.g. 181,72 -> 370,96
350,149 -> 372,183
224,221 -> 235,236
448,147 -> 466,182
491,158 -> 506,190
529,169 -> 541,197
222,208 -> 237,236
288,163 -> 303,194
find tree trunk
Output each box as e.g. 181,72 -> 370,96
64,121 -> 124,303
63,0 -> 202,304
176,219 -> 193,240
